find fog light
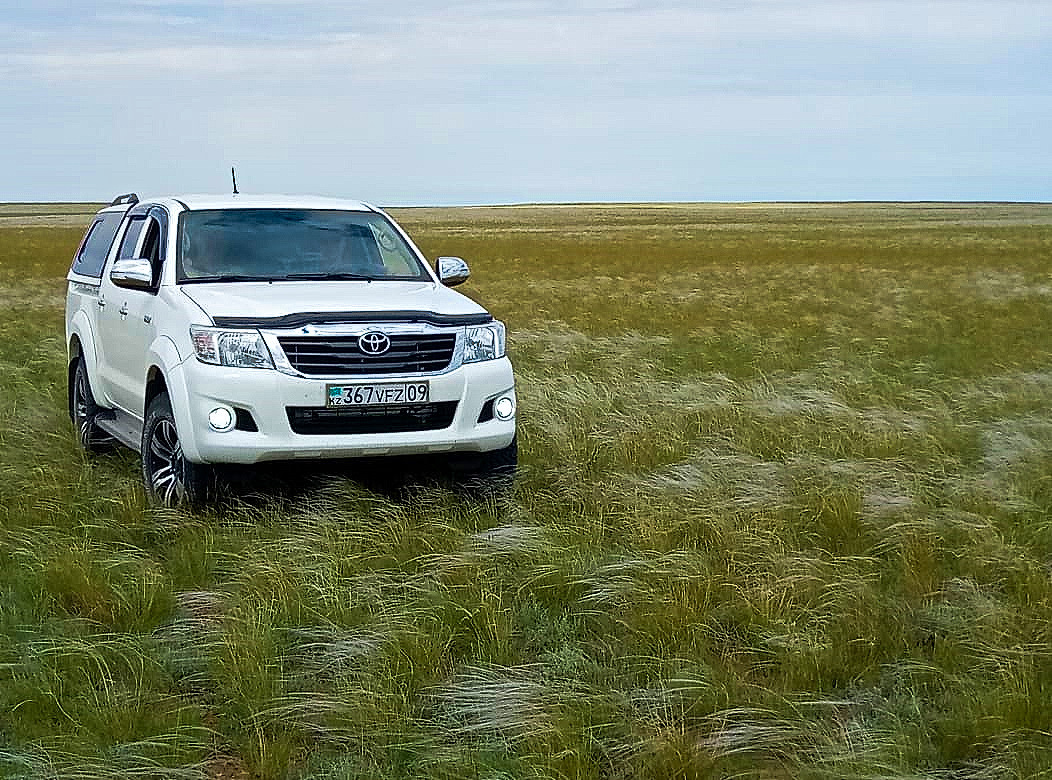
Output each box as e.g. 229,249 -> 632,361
494,395 -> 515,420
208,406 -> 235,432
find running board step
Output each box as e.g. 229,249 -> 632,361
96,411 -> 142,453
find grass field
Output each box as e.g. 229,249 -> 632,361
2,201 -> 1052,779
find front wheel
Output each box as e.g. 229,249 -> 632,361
141,393 -> 210,506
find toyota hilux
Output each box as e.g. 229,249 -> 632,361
65,194 -> 517,505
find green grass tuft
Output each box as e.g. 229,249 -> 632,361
3,202 -> 1052,777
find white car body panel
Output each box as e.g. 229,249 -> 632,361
180,280 -> 486,322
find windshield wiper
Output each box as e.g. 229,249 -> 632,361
181,274 -> 275,283
279,272 -> 377,281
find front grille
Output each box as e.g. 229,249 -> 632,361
287,402 -> 458,435
278,334 -> 456,376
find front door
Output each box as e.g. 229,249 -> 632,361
97,210 -> 166,418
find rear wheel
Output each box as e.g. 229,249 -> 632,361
71,358 -> 112,453
142,393 -> 210,506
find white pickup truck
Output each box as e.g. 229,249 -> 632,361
65,194 -> 517,505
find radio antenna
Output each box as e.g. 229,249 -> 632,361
231,166 -> 239,195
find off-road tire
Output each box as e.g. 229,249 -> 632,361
71,357 -> 113,453
141,393 -> 210,506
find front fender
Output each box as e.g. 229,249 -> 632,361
146,334 -> 184,383
145,336 -> 203,462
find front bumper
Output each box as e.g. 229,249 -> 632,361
169,356 -> 516,464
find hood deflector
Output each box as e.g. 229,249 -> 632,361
211,310 -> 494,329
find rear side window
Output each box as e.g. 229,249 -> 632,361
71,212 -> 124,278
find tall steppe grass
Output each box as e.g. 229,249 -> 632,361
2,202 -> 1052,778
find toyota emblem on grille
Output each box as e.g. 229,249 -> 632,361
358,331 -> 391,356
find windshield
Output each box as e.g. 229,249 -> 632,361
177,209 -> 431,283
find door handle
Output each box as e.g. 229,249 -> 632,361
118,304 -> 129,319
97,297 -> 106,308
144,315 -> 152,324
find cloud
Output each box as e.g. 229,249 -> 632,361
94,11 -> 200,26
0,0 -> 1049,201
7,5 -> 708,75
5,0 -> 1050,97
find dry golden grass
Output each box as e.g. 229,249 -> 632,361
2,201 -> 1052,778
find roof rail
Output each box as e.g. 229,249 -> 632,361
109,193 -> 140,207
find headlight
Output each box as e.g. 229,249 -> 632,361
190,326 -> 274,369
464,321 -> 506,363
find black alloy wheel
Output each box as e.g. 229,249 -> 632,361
142,393 -> 209,506
71,358 -> 112,452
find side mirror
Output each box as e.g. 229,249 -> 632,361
436,256 -> 470,287
110,258 -> 154,290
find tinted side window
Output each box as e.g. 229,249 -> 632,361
118,216 -> 148,260
71,212 -> 124,278
141,216 -> 165,285
141,218 -> 161,264
115,214 -> 165,289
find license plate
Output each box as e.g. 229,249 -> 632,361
327,382 -> 429,407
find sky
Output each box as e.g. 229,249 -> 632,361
1,0 -> 1050,204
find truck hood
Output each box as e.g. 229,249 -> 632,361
181,280 -> 490,328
